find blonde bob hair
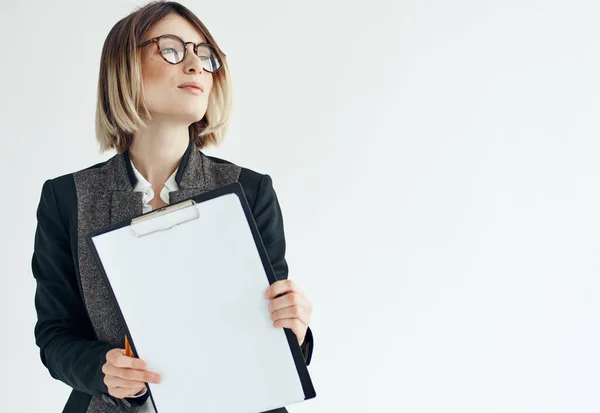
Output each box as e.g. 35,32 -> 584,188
95,1 -> 232,153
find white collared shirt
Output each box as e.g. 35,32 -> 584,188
131,160 -> 179,213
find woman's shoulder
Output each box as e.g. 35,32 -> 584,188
203,152 -> 264,182
41,157 -> 111,196
36,157 -> 116,225
202,153 -> 279,209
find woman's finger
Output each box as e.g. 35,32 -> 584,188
268,292 -> 308,313
103,362 -> 162,384
265,279 -> 303,299
273,318 -> 306,342
104,374 -> 147,390
108,350 -> 149,371
270,306 -> 311,326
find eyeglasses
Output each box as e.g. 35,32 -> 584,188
138,34 -> 224,73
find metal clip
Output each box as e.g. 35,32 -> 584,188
131,199 -> 199,237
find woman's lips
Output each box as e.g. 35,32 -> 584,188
179,86 -> 204,95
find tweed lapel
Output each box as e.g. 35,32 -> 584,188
168,140 -> 242,204
109,149 -> 144,225
168,139 -> 210,203
73,151 -> 142,413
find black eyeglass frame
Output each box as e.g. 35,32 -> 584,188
138,34 -> 225,73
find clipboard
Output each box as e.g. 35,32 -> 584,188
86,182 -> 316,413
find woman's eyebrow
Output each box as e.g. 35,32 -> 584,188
174,34 -> 208,44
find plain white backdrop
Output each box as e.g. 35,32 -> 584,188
1,0 -> 599,412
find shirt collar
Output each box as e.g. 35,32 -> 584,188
122,140 -> 195,190
130,160 -> 179,193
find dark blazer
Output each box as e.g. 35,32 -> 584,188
31,140 -> 313,413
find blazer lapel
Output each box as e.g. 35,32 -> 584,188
169,140 -> 211,204
168,139 -> 243,203
109,149 -> 143,225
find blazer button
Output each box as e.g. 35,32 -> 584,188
101,394 -> 118,407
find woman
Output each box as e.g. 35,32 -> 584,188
31,2 -> 314,412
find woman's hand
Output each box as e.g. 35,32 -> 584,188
102,348 -> 162,399
265,280 -> 312,346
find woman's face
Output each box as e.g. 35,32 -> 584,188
140,13 -> 214,125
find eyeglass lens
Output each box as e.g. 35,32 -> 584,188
158,36 -> 221,72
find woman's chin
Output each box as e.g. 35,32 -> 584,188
183,108 -> 208,123
174,112 -> 207,125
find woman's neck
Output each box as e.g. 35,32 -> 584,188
128,123 -> 191,190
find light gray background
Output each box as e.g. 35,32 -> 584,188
1,1 -> 599,412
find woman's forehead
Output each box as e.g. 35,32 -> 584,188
147,14 -> 207,43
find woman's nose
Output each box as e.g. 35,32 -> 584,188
183,44 -> 205,74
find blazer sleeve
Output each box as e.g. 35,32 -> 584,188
251,174 -> 313,366
31,179 -> 149,408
